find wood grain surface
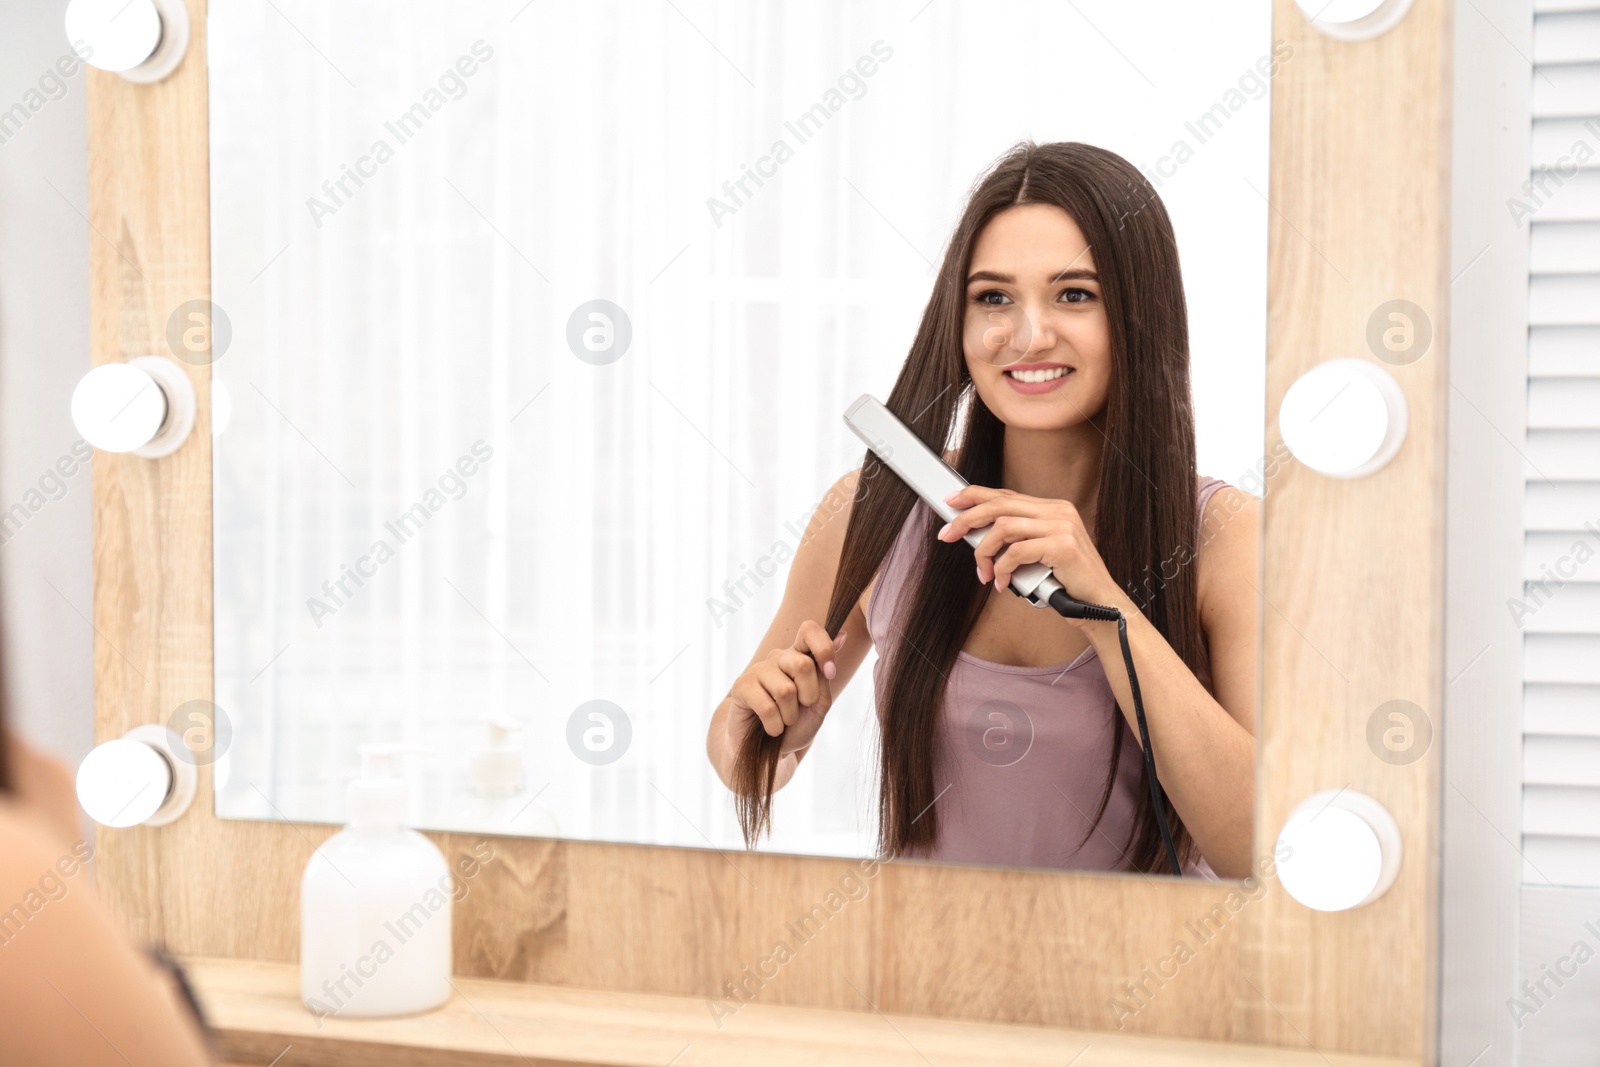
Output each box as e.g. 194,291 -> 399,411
190,955 -> 1422,1067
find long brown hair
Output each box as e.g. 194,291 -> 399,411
732,141 -> 1204,873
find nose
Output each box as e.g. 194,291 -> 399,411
989,301 -> 1060,363
1019,303 -> 1059,356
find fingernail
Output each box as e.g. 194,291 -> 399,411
976,566 -> 984,582
823,661 -> 836,679
944,490 -> 960,502
834,631 -> 847,649
937,522 -> 951,539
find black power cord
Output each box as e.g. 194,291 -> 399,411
1046,588 -> 1183,877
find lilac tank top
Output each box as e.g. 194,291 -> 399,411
863,476 -> 1229,878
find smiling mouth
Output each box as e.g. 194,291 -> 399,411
1003,366 -> 1073,383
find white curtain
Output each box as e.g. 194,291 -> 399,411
209,0 -> 1270,859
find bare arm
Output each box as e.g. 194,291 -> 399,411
1083,487 -> 1260,878
4,731 -> 83,854
706,468 -> 878,793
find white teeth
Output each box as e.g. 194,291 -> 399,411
1007,366 -> 1070,383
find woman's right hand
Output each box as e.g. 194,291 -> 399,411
725,622 -> 847,758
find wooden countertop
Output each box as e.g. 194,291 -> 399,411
187,956 -> 1421,1067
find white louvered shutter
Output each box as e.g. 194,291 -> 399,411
1520,0 -> 1600,887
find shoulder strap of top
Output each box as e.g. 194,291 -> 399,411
1196,475 -> 1230,536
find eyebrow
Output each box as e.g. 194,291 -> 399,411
966,268 -> 1099,285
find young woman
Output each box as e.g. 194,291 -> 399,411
0,623 -> 215,1064
705,141 -> 1258,879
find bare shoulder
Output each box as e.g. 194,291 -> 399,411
0,796 -> 96,951
0,798 -> 97,921
0,799 -> 214,1067
788,466 -> 869,607
0,798 -> 81,873
733,465 -> 878,686
4,732 -> 82,852
797,466 -> 863,546
1195,485 -> 1260,624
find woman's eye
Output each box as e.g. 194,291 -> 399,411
973,290 -> 1010,306
1060,288 -> 1095,304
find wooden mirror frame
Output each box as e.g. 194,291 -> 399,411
84,0 -> 1446,1058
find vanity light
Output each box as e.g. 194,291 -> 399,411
1294,0 -> 1415,41
1277,358 -> 1407,478
1275,789 -> 1402,912
65,0 -> 190,83
71,356 -> 197,458
76,725 -> 197,829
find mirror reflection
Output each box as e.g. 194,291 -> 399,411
209,0 -> 1271,878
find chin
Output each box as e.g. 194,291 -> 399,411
980,379 -> 1099,429
985,397 -> 1086,432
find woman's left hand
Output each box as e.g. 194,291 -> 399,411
936,485 -> 1125,613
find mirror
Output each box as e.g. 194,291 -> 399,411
208,0 -> 1270,878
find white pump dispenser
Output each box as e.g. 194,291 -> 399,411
472,713 -> 525,798
448,714 -> 559,837
300,744 -> 452,1020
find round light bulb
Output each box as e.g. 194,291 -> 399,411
76,738 -> 173,828
71,363 -> 169,453
1278,359 -> 1407,478
1275,789 -> 1402,912
65,0 -> 164,73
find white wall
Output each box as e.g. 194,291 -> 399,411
0,0 -> 95,767
1442,0 -> 1532,1063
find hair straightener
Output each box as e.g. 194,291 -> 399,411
843,394 -> 1183,877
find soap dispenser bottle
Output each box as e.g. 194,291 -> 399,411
453,713 -> 559,837
300,743 -> 451,1020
